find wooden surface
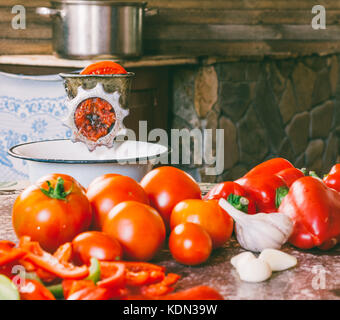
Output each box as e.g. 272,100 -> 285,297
0,55 -> 199,69
0,0 -> 340,57
1,182 -> 340,300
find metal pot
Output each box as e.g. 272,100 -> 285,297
36,1 -> 157,59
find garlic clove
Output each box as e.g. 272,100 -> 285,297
230,251 -> 256,269
237,258 -> 272,283
259,249 -> 297,271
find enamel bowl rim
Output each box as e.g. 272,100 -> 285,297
8,139 -> 171,164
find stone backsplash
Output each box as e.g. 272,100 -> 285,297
170,54 -> 340,182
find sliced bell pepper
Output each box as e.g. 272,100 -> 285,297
243,158 -> 294,178
67,286 -> 113,300
53,242 -> 73,264
97,262 -> 125,289
323,164 -> 340,192
0,247 -> 26,266
86,257 -> 101,284
141,273 -> 180,297
157,285 -> 224,300
279,176 -> 340,250
62,279 -> 96,299
19,238 -> 89,280
128,285 -> 224,300
123,262 -> 165,286
15,278 -> 55,300
235,174 -> 288,213
203,181 -> 256,214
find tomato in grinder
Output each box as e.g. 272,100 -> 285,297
80,61 -> 127,75
74,97 -> 116,142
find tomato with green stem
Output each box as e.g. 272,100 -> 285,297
12,174 -> 92,252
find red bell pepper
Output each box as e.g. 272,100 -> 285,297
67,286 -> 113,300
203,181 -> 256,214
276,167 -> 305,187
97,262 -> 125,289
0,246 -> 26,266
323,164 -> 340,192
141,273 -> 181,297
279,176 -> 340,250
235,174 -> 288,213
243,158 -> 294,178
18,238 -> 89,280
15,278 -> 56,300
128,286 -> 224,300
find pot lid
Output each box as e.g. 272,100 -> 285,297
51,0 -> 147,6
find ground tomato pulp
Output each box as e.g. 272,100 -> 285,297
74,97 -> 116,142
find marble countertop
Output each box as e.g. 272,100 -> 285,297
1,182 -> 340,300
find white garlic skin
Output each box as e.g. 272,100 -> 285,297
237,258 -> 272,283
259,248 -> 297,271
219,198 -> 294,253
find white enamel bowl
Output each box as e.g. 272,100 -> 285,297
8,139 -> 170,187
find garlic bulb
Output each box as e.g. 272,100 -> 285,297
219,198 -> 293,252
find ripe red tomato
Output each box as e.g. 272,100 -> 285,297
169,222 -> 212,266
80,61 -> 127,75
72,231 -> 122,265
103,201 -> 166,261
12,174 -> 92,253
170,199 -> 233,249
140,166 -> 202,230
86,174 -> 149,230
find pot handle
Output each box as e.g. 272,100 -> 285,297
144,8 -> 158,17
36,7 -> 63,18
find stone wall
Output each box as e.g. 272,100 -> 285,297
170,54 -> 340,182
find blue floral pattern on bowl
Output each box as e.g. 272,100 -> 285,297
0,71 -> 71,181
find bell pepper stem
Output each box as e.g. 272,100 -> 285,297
227,194 -> 249,213
275,186 -> 289,208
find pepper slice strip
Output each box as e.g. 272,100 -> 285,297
0,247 -> 26,266
97,262 -> 125,289
16,278 -> 56,300
19,238 -> 89,280
123,262 -> 165,286
141,273 -> 180,297
24,252 -> 89,280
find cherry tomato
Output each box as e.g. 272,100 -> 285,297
12,174 -> 92,253
140,166 -> 202,230
86,174 -> 149,230
80,61 -> 127,75
103,201 -> 166,261
72,231 -> 122,265
169,223 -> 212,266
170,199 -> 233,249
